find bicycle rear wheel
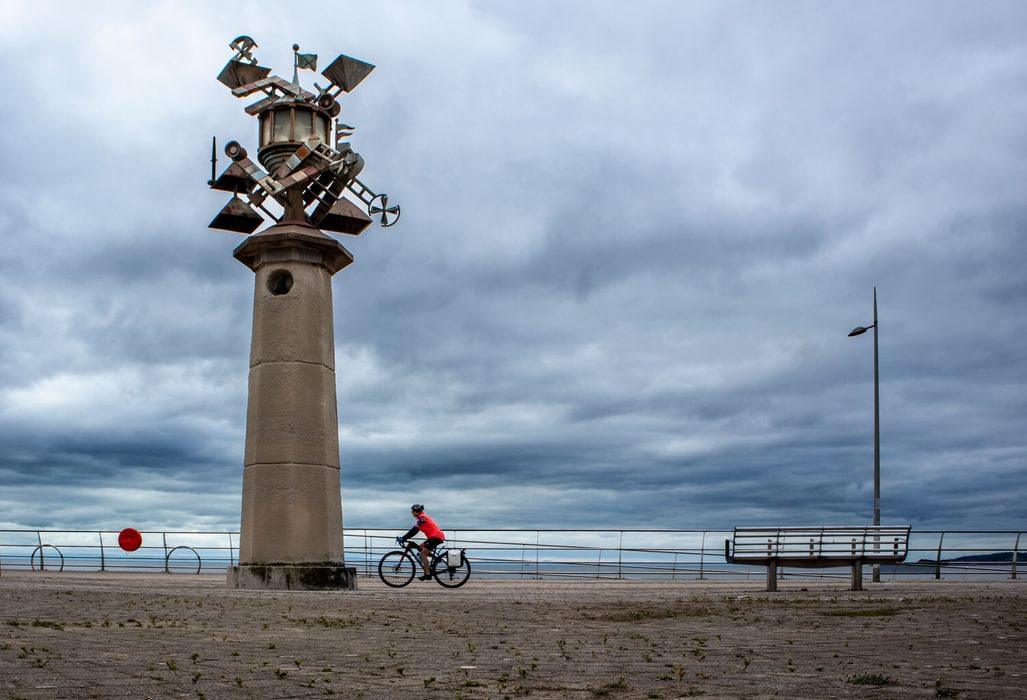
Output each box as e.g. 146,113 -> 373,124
431,553 -> 471,588
378,550 -> 417,587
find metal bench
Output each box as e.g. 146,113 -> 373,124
725,525 -> 911,591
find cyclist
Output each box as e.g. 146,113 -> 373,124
398,504 -> 445,581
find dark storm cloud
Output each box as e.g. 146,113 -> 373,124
0,2 -> 1024,532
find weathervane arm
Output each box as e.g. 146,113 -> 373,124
344,177 -> 377,207
244,94 -> 286,115
304,171 -> 334,206
273,137 -> 329,179
308,177 -> 348,224
277,164 -> 327,191
232,155 -> 283,196
232,75 -> 313,101
248,197 -> 281,223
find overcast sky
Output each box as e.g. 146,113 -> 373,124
0,1 -> 1024,534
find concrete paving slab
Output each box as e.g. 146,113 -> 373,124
1,572 -> 1025,698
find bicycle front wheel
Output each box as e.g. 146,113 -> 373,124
378,550 -> 417,587
431,554 -> 471,588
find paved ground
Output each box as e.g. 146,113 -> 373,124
1,572 -> 1025,699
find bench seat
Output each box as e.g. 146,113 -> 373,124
725,525 -> 911,591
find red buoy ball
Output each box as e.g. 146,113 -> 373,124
118,528 -> 142,552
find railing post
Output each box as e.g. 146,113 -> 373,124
452,529 -> 457,549
535,530 -> 540,580
98,531 -> 106,572
228,532 -> 235,568
935,531 -> 945,580
698,531 -> 706,580
1012,532 -> 1021,581
363,530 -> 369,578
617,531 -> 624,580
873,524 -> 880,583
162,532 -> 169,574
37,531 -> 44,571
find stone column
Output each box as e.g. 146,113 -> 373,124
227,223 -> 357,590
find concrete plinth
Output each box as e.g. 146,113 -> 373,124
228,223 -> 357,590
228,564 -> 358,590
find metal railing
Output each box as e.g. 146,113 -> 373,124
0,528 -> 1022,582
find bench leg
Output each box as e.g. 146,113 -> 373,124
767,560 -> 778,592
851,561 -> 863,591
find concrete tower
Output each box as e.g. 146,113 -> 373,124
208,37 -> 399,590
229,226 -> 355,589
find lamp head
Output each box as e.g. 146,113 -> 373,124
848,325 -> 873,337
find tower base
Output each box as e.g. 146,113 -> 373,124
227,564 -> 358,591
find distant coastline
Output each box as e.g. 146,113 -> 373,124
918,552 -> 1026,564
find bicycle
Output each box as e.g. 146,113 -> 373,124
377,537 -> 471,588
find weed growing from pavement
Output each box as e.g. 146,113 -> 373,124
589,677 -> 628,696
556,639 -> 571,660
847,671 -> 896,686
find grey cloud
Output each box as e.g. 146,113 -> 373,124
0,2 -> 1024,533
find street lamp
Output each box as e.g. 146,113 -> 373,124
848,286 -> 880,582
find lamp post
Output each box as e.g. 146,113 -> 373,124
848,286 -> 880,582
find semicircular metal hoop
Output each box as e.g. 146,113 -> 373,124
369,193 -> 400,228
30,544 -> 64,572
165,546 -> 202,575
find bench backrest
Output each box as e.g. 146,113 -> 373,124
728,525 -> 911,562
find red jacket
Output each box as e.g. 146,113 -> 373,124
409,513 -> 445,541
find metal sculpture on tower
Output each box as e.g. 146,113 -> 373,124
209,36 -> 399,236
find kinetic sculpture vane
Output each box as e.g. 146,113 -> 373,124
209,36 -> 400,235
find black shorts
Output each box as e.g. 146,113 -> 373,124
419,537 -> 444,552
